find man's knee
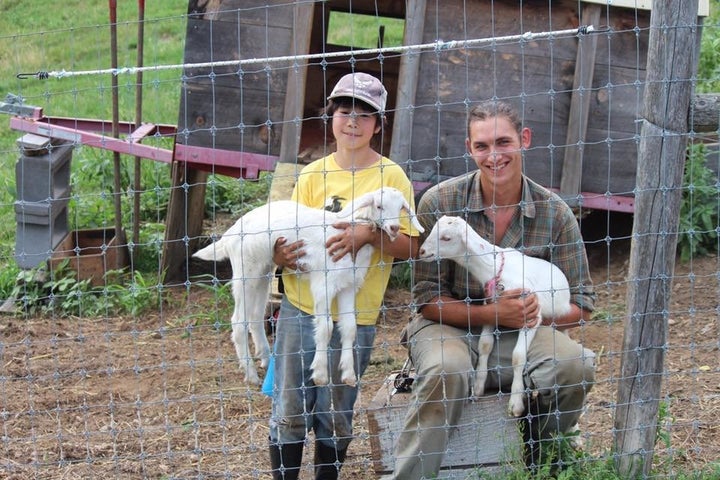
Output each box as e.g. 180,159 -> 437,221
418,351 -> 472,376
555,348 -> 595,388
530,329 -> 595,386
580,347 -> 596,384
410,343 -> 473,400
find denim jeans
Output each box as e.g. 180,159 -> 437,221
269,296 -> 376,450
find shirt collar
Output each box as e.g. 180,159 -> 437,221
467,171 -> 536,219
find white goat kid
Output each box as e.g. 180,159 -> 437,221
193,187 -> 423,387
417,215 -> 571,417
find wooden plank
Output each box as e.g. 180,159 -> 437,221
187,0 -> 295,25
406,0 -> 654,201
366,373 -> 522,476
277,2 -> 314,166
408,0 -> 583,187
560,4 -> 601,203
325,0 -> 405,18
166,0 -> 297,282
582,0 -> 709,16
50,228 -> 129,288
178,80 -> 284,155
178,15 -> 292,157
270,2 -> 313,203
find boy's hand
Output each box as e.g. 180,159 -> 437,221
326,223 -> 375,262
273,237 -> 306,271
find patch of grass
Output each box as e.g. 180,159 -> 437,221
327,11 -> 405,49
8,259 -> 160,317
182,275 -> 233,335
591,307 -> 625,325
205,171 -> 274,217
0,3 -> 187,276
677,143 -> 719,262
697,3 -> 720,94
388,261 -> 413,289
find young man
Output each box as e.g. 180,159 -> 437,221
391,100 -> 596,478
268,72 -> 422,480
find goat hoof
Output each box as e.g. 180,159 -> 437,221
311,372 -> 329,386
341,374 -> 356,386
244,371 -> 262,386
508,399 -> 525,417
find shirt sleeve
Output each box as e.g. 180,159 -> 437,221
411,184 -> 461,309
553,209 -> 596,312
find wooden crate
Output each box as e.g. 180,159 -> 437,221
366,373 -> 523,477
50,228 -> 129,287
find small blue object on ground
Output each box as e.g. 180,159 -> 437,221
261,355 -> 275,397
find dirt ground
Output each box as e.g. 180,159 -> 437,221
1,212 -> 719,479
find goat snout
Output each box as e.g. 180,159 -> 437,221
383,223 -> 401,241
416,248 -> 435,261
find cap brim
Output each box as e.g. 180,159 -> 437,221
327,94 -> 383,113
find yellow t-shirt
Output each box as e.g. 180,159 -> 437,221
282,153 -> 420,326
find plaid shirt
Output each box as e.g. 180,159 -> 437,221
413,171 -> 595,316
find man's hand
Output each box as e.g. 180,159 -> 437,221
273,237 -> 306,271
491,288 -> 541,329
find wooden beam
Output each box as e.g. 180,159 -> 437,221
691,93 -> 720,132
389,0 -> 426,171
162,161 -> 208,283
581,0 -> 709,16
614,1 -> 699,477
559,3 -> 601,204
270,2 -> 314,202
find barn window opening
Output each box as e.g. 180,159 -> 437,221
327,11 -> 405,49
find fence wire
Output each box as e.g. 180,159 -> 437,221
0,1 -> 719,479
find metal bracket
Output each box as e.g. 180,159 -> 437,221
0,93 -> 43,119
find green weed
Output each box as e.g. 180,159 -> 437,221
677,143 -> 719,262
8,259 -> 159,317
181,275 -> 233,336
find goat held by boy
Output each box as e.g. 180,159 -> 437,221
194,187 -> 423,387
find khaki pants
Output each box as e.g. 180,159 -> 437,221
391,315 -> 595,479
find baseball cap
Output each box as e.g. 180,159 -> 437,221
327,72 -> 387,113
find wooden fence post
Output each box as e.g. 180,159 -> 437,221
614,1 -> 700,477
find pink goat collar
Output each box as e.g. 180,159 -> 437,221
484,250 -> 505,301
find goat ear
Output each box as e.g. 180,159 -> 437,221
336,191 -> 375,218
412,215 -> 425,233
402,199 -> 425,233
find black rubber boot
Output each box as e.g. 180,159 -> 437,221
269,440 -> 304,480
314,441 -> 347,480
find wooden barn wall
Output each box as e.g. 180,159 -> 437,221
407,0 -> 651,196
177,0 -> 296,161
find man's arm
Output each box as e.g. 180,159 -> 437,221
418,288 -> 542,330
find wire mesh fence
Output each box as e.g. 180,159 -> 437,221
0,1 -> 719,479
